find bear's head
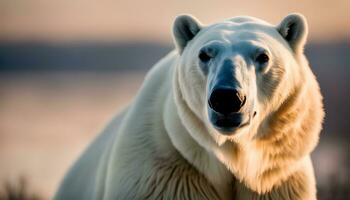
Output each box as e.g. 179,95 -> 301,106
172,14 -> 323,192
173,13 -> 309,144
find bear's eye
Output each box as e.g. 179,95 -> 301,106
256,53 -> 269,64
198,51 -> 212,63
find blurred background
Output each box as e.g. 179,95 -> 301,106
0,0 -> 349,199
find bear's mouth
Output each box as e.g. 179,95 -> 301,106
214,117 -> 250,133
208,108 -> 251,135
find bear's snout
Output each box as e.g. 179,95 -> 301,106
208,88 -> 246,115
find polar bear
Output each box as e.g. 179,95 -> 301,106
55,13 -> 324,200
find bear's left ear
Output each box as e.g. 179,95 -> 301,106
277,13 -> 308,54
172,14 -> 202,54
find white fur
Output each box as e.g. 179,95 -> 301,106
55,13 -> 324,200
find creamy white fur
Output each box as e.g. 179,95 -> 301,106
55,14 -> 324,200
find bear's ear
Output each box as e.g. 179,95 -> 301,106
277,13 -> 308,54
172,14 -> 202,54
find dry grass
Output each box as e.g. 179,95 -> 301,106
0,177 -> 42,200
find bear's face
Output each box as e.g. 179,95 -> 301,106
173,14 -> 308,142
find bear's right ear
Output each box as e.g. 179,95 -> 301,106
172,14 -> 202,54
277,13 -> 308,54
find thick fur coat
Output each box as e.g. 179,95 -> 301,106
55,13 -> 324,200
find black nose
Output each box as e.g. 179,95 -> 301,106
208,88 -> 246,115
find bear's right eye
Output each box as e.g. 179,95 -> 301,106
198,51 -> 211,63
256,53 -> 269,64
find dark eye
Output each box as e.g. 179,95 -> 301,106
199,51 -> 211,63
256,53 -> 269,64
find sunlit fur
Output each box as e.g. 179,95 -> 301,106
55,14 -> 324,200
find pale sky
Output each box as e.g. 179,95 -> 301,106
0,0 -> 349,42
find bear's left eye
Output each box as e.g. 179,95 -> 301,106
198,51 -> 212,63
256,53 -> 269,64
